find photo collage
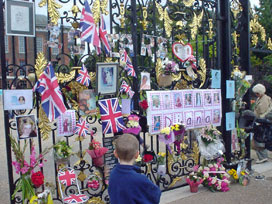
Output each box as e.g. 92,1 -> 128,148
146,89 -> 222,134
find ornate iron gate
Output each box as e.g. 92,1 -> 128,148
0,0 -> 253,203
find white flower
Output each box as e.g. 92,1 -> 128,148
198,166 -> 203,171
214,164 -> 218,168
208,164 -> 213,168
204,172 -> 209,178
204,167 -> 209,171
219,166 -> 225,171
211,177 -> 217,184
190,172 -> 194,176
217,186 -> 221,190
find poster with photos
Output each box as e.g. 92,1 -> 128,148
57,110 -> 76,137
4,89 -> 33,110
146,89 -> 222,134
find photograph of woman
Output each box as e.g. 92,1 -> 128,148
140,72 -> 151,90
184,93 -> 192,106
153,116 -> 161,131
174,93 -> 182,108
213,92 -> 220,104
204,93 -> 212,105
195,92 -> 202,106
152,95 -> 160,109
16,115 -> 37,140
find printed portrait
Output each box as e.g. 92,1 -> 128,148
213,92 -> 220,105
57,110 -> 76,137
213,109 -> 221,124
173,92 -> 182,108
153,115 -> 161,132
152,95 -> 160,110
184,93 -> 193,107
16,115 -> 37,140
204,92 -> 212,106
195,92 -> 202,107
140,72 -> 151,90
163,94 -> 171,109
79,89 -> 97,116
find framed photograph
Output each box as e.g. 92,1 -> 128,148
5,1 -> 35,37
57,110 -> 76,137
96,63 -> 118,95
78,89 -> 97,116
16,115 -> 37,140
3,89 -> 33,110
140,72 -> 151,90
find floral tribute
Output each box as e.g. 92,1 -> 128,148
159,127 -> 175,153
139,99 -> 149,110
86,139 -> 108,167
162,58 -> 179,74
201,126 -> 221,146
191,158 -> 230,192
87,175 -> 101,190
171,123 -> 186,154
142,151 -> 156,163
10,135 -> 51,203
54,140 -> 73,162
157,152 -> 166,176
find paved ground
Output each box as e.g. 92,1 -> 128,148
1,99 -> 272,204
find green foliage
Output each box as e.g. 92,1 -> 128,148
254,0 -> 272,38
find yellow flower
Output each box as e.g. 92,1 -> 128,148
160,127 -> 171,135
228,169 -> 234,175
158,152 -> 166,157
30,196 -> 38,204
233,172 -> 238,180
241,171 -> 245,176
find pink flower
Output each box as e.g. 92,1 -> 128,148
88,180 -> 100,189
21,166 -> 29,174
193,165 -> 199,172
12,161 -> 21,174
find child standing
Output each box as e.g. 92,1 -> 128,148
108,134 -> 161,204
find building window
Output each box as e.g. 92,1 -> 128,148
19,60 -> 25,75
36,37 -> 43,53
5,36 -> 8,53
52,47 -> 59,55
18,37 -> 25,53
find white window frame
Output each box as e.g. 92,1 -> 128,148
18,36 -> 25,53
52,47 -> 59,55
36,37 -> 43,53
5,36 -> 8,53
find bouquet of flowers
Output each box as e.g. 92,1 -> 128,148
162,58 -> 179,74
186,171 -> 204,193
86,139 -> 108,167
171,123 -> 186,154
142,150 -> 156,164
228,168 -> 239,182
193,158 -> 230,192
87,175 -> 101,190
29,189 -> 53,204
53,140 -> 73,163
123,114 -> 142,135
159,127 -> 175,153
157,152 -> 166,176
201,126 -> 221,146
10,135 -> 51,203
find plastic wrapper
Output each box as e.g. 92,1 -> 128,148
195,130 -> 226,160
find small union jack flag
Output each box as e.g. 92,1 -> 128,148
75,118 -> 89,138
58,169 -> 76,187
120,81 -> 134,98
63,194 -> 88,203
33,63 -> 67,122
120,49 -> 136,78
99,15 -> 111,56
98,98 -> 126,134
76,64 -> 91,87
80,0 -> 100,52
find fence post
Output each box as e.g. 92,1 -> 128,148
239,0 -> 251,170
0,4 -> 15,204
217,0 -> 232,164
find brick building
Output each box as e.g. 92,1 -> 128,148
1,15 -> 70,89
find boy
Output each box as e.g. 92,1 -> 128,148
108,134 -> 161,204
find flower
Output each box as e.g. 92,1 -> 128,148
160,127 -> 171,135
201,126 -> 221,146
54,141 -> 73,159
139,100 -> 149,110
31,171 -> 44,188
157,152 -> 166,165
88,180 -> 100,189
143,154 -> 154,163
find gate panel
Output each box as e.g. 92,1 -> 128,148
1,0 -> 221,203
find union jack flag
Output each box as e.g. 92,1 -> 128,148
120,49 -> 136,77
33,63 -> 67,122
63,194 -> 88,203
120,81 -> 134,98
80,0 -> 100,51
98,98 -> 126,134
58,169 -> 76,186
76,64 -> 91,87
99,15 -> 111,56
75,117 -> 89,138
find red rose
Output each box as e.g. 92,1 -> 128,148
31,171 -> 44,188
143,154 -> 154,163
139,100 -> 149,110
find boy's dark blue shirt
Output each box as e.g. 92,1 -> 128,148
108,164 -> 161,204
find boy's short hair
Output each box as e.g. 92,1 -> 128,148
115,134 -> 139,162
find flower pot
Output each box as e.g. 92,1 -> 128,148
157,165 -> 166,176
189,183 -> 199,193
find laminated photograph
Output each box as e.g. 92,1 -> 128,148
3,89 -> 33,110
16,115 -> 37,140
